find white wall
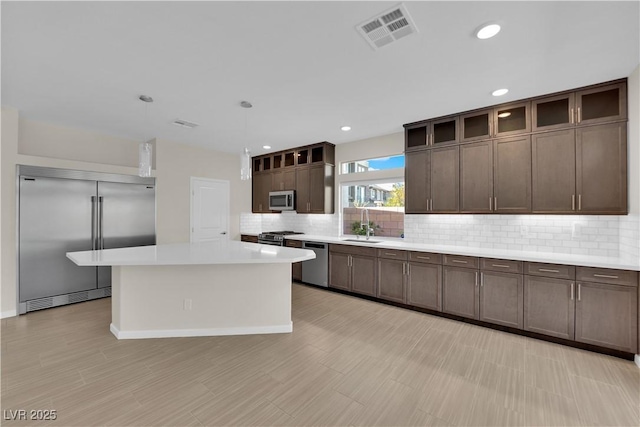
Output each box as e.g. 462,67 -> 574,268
155,138 -> 250,244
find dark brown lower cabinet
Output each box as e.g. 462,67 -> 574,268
351,255 -> 376,297
480,271 -> 523,329
524,276 -> 575,340
328,245 -> 376,296
407,262 -> 442,311
285,240 -> 303,282
443,266 -> 478,319
329,251 -> 351,291
240,234 -> 258,243
575,282 -> 637,353
377,258 -> 406,303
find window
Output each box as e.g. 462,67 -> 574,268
341,181 -> 404,238
341,155 -> 405,174
340,154 -> 404,238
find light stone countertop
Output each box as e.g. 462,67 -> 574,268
67,240 -> 315,266
281,234 -> 640,271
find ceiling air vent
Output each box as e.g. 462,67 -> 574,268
356,3 -> 418,50
172,119 -> 199,129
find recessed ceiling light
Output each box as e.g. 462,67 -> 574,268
492,88 -> 509,97
263,145 -> 271,149
341,126 -> 351,131
497,112 -> 511,118
476,23 -> 501,39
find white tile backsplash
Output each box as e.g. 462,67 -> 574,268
241,212 -> 640,261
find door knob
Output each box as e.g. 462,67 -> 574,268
220,232 -> 227,235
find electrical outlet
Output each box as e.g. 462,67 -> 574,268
571,222 -> 581,239
183,299 -> 192,310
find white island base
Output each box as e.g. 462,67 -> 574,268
67,241 -> 315,340
110,263 -> 292,339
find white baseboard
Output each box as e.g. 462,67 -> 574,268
1,310 -> 17,319
635,354 -> 640,369
110,322 -> 293,340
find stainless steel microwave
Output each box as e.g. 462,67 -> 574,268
269,190 -> 295,211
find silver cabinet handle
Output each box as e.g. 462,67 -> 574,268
348,255 -> 352,267
407,263 -> 411,276
475,271 -> 479,287
492,264 -> 510,268
416,255 -> 430,260
430,199 -> 433,211
593,273 -> 619,279
494,197 -> 497,210
539,268 -> 560,273
570,283 -> 574,300
577,107 -> 581,123
572,194 -> 575,211
578,194 -> 581,211
402,262 -> 406,275
577,283 -> 581,301
384,252 -> 397,256
489,197 -> 492,211
452,259 -> 468,264
480,272 -> 484,287
570,108 -> 574,124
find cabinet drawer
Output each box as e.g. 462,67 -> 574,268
240,234 -> 258,243
284,239 -> 302,248
329,244 -> 377,257
525,262 -> 575,280
576,267 -> 638,287
377,249 -> 408,260
443,254 -> 479,269
409,252 -> 442,265
481,258 -> 523,274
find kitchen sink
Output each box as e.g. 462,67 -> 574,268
341,239 -> 381,243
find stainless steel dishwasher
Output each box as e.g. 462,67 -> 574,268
301,242 -> 328,287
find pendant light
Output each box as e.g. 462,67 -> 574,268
138,95 -> 154,177
240,100 -> 253,181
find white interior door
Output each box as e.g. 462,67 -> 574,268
190,177 -> 230,242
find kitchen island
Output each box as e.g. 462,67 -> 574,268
67,241 -> 315,339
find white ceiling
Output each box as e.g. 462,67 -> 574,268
2,1 -> 639,155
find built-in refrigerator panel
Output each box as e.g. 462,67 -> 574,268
17,165 -> 156,314
97,182 -> 156,288
19,176 -> 97,301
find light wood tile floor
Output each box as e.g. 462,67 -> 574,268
2,283 -> 639,426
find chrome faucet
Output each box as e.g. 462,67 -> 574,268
360,207 -> 373,240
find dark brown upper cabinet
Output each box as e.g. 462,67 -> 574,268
460,109 -> 493,142
532,93 -> 575,132
575,82 -> 627,126
532,129 -> 576,213
493,102 -> 531,137
493,136 -> 532,213
252,142 -> 335,214
405,150 -> 430,214
576,122 -> 627,214
405,123 -> 428,151
532,81 -> 627,131
460,141 -> 493,213
430,146 -> 459,213
404,116 -> 458,151
432,116 -> 459,146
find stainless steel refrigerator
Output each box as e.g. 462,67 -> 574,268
18,165 -> 156,314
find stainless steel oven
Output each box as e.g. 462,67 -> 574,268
257,231 -> 304,246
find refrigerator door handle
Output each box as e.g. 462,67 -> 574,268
91,196 -> 97,250
98,196 -> 104,249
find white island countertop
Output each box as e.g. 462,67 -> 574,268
283,234 -> 640,271
67,240 -> 315,267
